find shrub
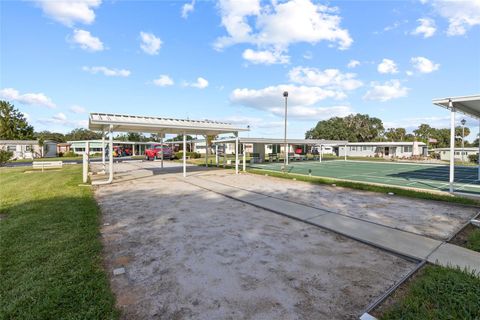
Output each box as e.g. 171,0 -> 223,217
468,153 -> 478,163
57,152 -> 64,157
0,150 -> 13,166
175,151 -> 201,159
63,151 -> 77,157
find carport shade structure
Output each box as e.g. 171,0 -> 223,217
212,137 -> 349,171
433,94 -> 480,193
88,113 -> 249,183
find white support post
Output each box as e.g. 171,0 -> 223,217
160,136 -> 164,169
449,101 -> 455,193
101,131 -> 105,171
344,144 -> 347,161
108,126 -> 113,181
132,143 -> 136,156
242,143 -> 246,172
478,119 -> 480,180
286,144 -> 289,165
205,136 -> 209,167
235,135 -> 239,174
319,144 -> 323,163
215,144 -> 219,167
223,144 -> 227,168
183,133 -> 187,177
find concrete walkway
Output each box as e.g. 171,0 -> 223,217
186,175 -> 480,274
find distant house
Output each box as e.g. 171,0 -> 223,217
68,140 -> 156,156
0,140 -> 58,159
336,141 -> 427,158
432,147 -> 478,161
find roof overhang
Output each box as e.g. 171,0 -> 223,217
433,95 -> 480,119
212,137 -> 348,145
88,113 -> 249,135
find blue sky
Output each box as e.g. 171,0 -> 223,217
1,0 -> 479,139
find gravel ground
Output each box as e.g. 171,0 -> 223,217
198,170 -> 478,240
95,165 -> 417,320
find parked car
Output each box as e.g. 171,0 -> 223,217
145,145 -> 173,160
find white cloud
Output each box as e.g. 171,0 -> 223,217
347,59 -> 360,68
69,105 -> 87,114
38,114 -> 87,128
182,0 -> 195,19
140,31 -> 162,55
288,67 -> 363,91
70,29 -> 104,51
270,105 -> 353,120
82,66 -> 130,77
53,112 -> 67,121
187,77 -> 209,89
377,58 -> 399,74
0,88 -> 56,108
242,48 -> 289,65
425,0 -> 480,36
230,84 -> 346,112
412,18 -> 436,38
363,80 -> 409,102
406,70 -> 414,76
153,75 -> 174,87
215,0 -> 352,61
35,0 -> 101,27
410,56 -> 440,73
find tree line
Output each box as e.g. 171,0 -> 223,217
306,113 -> 474,148
1,100 -> 475,148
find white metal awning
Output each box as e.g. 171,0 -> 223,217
432,94 -> 480,194
212,137 -> 348,145
433,95 -> 480,119
89,113 -> 249,135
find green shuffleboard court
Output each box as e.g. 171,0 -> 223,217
249,160 -> 480,195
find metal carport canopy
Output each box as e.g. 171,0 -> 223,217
87,113 -> 249,183
89,113 -> 249,135
432,94 -> 480,194
212,137 -> 348,145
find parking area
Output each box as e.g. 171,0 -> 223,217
95,162 -> 478,319
250,160 -> 480,195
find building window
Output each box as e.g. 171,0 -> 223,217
403,146 -> 412,153
7,145 -> 16,151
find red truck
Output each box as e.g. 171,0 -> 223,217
145,144 -> 173,160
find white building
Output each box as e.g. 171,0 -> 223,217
433,147 -> 478,161
336,141 -> 427,158
0,140 -> 57,159
68,140 -> 156,156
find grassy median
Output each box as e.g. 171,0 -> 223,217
0,166 -> 118,319
379,265 -> 480,320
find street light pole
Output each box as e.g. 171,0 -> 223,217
461,119 -> 466,162
283,91 -> 288,171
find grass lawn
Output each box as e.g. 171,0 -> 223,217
378,265 -> 480,320
0,166 -> 118,319
466,227 -> 480,252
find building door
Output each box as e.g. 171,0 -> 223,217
385,147 -> 390,156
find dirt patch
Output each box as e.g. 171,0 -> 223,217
370,264 -> 426,318
96,167 -> 416,319
199,171 -> 478,240
449,223 -> 478,249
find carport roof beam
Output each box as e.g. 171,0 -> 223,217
88,113 -> 249,135
433,95 -> 480,119
212,137 -> 348,145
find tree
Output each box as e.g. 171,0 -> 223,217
0,100 -> 34,140
166,134 -> 194,142
34,131 -> 66,143
413,123 -> 434,142
306,113 -> 384,142
0,150 -> 13,166
65,128 -> 102,141
385,128 -> 406,141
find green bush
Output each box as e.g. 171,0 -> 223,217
175,151 -> 201,159
63,151 -> 77,157
0,150 -> 13,166
468,153 -> 478,163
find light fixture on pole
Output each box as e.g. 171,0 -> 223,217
461,118 -> 466,162
283,91 -> 288,172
